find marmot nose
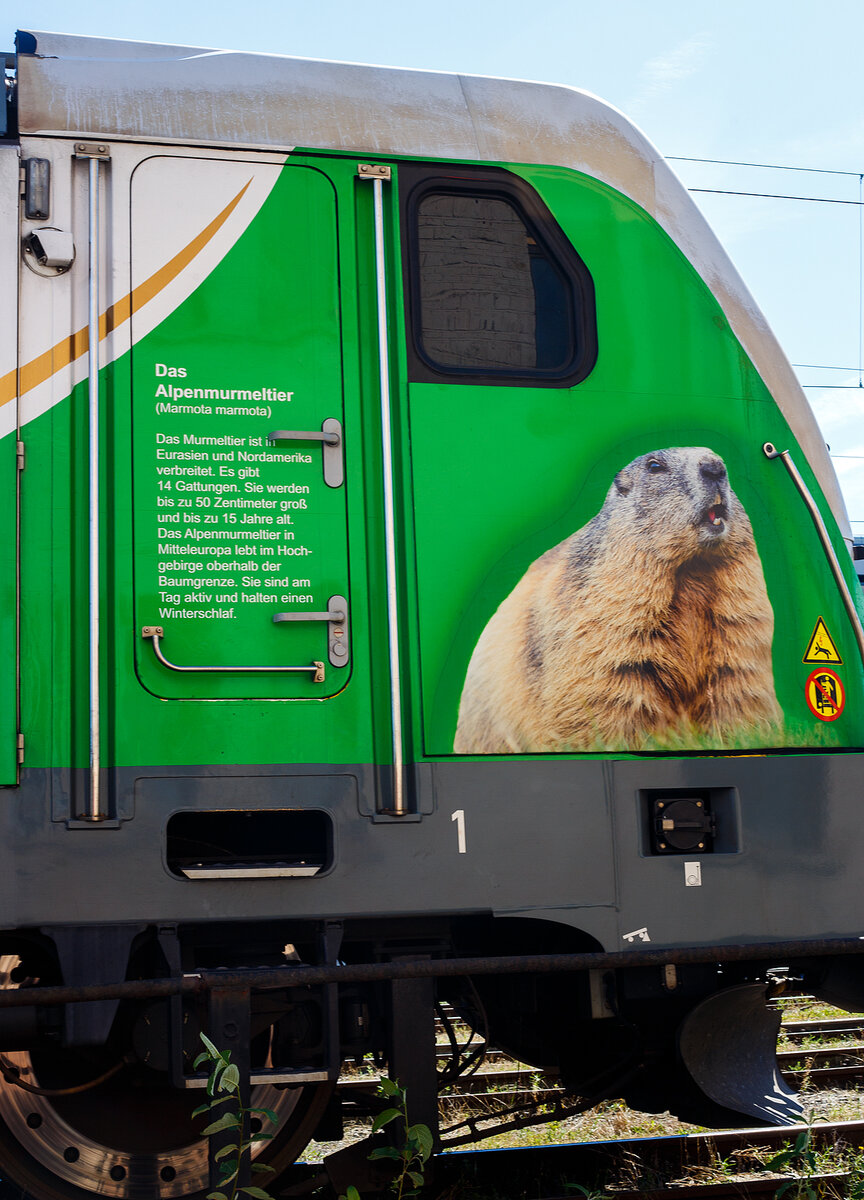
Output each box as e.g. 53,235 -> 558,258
699,457 -> 727,483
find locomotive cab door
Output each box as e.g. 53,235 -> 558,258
131,156 -> 351,704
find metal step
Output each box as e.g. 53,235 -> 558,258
180,860 -> 322,879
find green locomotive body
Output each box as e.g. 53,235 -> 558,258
0,28 -> 863,1199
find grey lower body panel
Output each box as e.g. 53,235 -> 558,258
0,753 -> 860,952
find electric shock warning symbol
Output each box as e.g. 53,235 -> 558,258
803,617 -> 842,664
805,667 -> 846,721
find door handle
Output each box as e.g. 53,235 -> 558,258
273,595 -> 349,668
268,418 -> 343,487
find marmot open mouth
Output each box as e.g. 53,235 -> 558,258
701,497 -> 729,532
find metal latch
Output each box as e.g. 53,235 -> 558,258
651,797 -> 715,854
273,595 -> 350,669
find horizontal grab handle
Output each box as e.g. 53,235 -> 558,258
269,429 -> 340,446
268,417 -> 343,487
272,608 -> 345,623
141,627 -> 325,682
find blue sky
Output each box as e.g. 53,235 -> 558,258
11,1 -> 864,529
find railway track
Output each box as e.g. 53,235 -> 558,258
0,1008 -> 851,1198
426,1120 -> 864,1197
780,1015 -> 864,1039
340,1053 -> 864,1110
339,1012 -> 864,1113
306,1010 -> 864,1196
285,1117 -> 864,1197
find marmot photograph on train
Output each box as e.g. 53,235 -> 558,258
454,447 -> 782,753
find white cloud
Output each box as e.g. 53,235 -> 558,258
628,35 -> 709,111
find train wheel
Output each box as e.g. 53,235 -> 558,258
0,1046 -> 333,1200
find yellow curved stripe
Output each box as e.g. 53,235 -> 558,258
0,178 -> 252,409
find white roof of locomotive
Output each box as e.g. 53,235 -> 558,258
15,29 -> 852,542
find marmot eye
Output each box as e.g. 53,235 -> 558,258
646,459 -> 667,474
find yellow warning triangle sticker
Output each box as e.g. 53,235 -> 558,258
803,617 -> 843,665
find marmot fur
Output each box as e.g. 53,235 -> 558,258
454,447 -> 781,752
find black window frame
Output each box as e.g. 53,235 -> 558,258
400,164 -> 597,388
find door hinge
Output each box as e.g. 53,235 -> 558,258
18,165 -> 26,198
16,734 -> 24,766
16,441 -> 24,471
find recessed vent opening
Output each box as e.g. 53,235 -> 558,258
166,809 -> 332,879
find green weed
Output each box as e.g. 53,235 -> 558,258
193,1033 -> 279,1200
339,1078 -> 434,1200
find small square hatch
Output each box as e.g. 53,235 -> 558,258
640,787 -> 740,856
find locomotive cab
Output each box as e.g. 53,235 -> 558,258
0,27 -> 863,1199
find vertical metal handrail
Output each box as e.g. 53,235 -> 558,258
69,146 -> 108,820
360,163 -> 405,815
74,144 -> 110,820
15,175 -> 23,785
763,442 -> 864,670
88,154 -> 102,820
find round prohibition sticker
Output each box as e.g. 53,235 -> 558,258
805,667 -> 845,721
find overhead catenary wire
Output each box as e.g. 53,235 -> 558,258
669,155 -> 863,178
674,154 -> 864,518
672,154 -> 864,389
689,188 -> 864,206
793,364 -> 863,371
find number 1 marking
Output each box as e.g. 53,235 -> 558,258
451,809 -> 467,854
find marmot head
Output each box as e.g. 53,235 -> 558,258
606,447 -> 751,565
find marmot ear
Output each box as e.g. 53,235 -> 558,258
614,468 -> 632,496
